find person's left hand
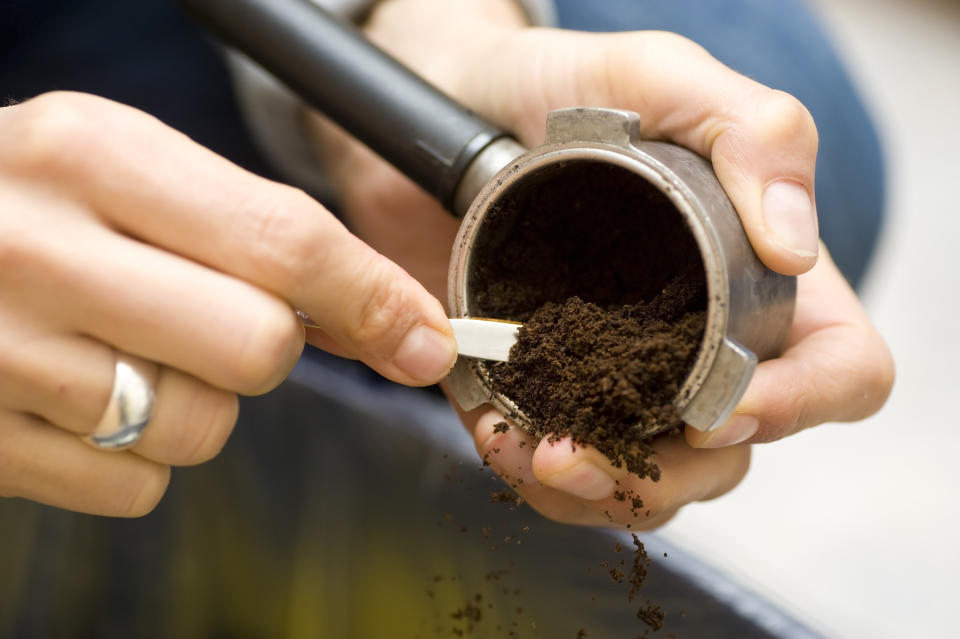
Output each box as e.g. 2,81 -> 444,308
305,0 -> 893,528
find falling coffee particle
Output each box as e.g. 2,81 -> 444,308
636,603 -> 665,631
489,490 -> 523,506
450,598 -> 483,634
493,421 -> 511,434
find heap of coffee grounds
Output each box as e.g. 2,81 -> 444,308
469,161 -> 707,474
491,277 -> 704,476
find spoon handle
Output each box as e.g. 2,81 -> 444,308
450,318 -> 521,363
179,0 -> 510,213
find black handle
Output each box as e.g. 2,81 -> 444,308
179,0 -> 509,211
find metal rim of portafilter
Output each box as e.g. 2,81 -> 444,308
447,108 -> 795,436
181,0 -> 795,438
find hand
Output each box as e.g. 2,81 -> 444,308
0,92 -> 457,517
307,0 -> 894,528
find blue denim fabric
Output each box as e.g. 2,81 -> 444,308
555,0 -> 886,288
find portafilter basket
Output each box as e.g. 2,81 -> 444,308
182,0 -> 795,436
447,108 -> 795,435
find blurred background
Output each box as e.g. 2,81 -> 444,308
660,0 -> 960,637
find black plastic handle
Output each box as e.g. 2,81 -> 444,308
179,0 -> 509,211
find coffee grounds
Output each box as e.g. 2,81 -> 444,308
456,161 -> 706,636
468,161 -> 706,475
490,278 -> 704,476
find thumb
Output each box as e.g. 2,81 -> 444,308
470,29 -> 821,275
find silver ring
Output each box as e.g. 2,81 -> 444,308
84,354 -> 158,451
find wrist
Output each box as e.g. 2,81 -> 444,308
362,0 -> 529,97
304,0 -> 534,208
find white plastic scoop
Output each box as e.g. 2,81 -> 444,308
298,311 -> 520,363
449,318 -> 521,362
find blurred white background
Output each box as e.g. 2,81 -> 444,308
661,1 -> 960,637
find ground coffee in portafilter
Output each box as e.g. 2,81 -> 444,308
469,161 -> 707,475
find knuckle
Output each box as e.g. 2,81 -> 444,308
345,259 -> 416,357
754,90 -> 819,154
713,445 -> 752,497
242,185 -> 321,293
767,387 -> 808,442
643,30 -> 705,55
860,336 -> 896,419
169,387 -> 239,466
234,299 -> 303,393
3,92 -> 102,175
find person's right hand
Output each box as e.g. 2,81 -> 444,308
0,92 -> 457,517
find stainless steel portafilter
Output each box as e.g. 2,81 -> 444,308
181,0 -> 795,435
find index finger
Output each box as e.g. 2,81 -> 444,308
3,93 -> 456,386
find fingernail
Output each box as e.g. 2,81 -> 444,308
393,324 -> 456,383
697,414 -> 759,448
540,461 -> 616,501
762,180 -> 819,258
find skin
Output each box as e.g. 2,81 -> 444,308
306,0 -> 895,529
0,92 -> 458,516
0,1 -> 893,524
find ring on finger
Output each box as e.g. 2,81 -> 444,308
84,352 -> 158,451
